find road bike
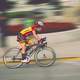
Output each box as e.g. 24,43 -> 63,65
3,37 -> 56,69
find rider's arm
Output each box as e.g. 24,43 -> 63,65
32,29 -> 41,41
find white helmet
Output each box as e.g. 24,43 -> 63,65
37,21 -> 44,26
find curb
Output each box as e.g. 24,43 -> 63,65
57,57 -> 80,61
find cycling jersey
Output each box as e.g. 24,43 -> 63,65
20,27 -> 32,35
20,26 -> 36,36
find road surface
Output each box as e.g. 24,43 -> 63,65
0,60 -> 80,80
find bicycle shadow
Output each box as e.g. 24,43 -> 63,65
20,63 -> 38,68
19,61 -> 60,69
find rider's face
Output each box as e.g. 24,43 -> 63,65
36,27 -> 42,32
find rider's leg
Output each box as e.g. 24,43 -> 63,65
20,36 -> 35,62
18,41 -> 26,60
19,41 -> 31,63
21,38 -> 34,63
17,34 -> 30,62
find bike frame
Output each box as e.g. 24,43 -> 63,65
26,41 -> 47,58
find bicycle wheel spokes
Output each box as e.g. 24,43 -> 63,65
3,47 -> 23,69
35,47 -> 56,67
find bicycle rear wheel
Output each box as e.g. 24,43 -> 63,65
3,47 -> 23,69
35,47 -> 56,67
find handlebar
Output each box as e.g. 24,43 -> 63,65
29,37 -> 47,49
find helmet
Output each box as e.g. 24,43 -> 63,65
37,21 -> 44,26
36,21 -> 44,33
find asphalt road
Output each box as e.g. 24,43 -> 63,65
0,60 -> 80,80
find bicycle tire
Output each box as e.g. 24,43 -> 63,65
3,47 -> 23,69
35,46 -> 56,67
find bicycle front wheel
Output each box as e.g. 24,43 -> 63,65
3,47 -> 23,69
35,47 -> 56,67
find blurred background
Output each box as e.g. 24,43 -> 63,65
0,0 -> 80,47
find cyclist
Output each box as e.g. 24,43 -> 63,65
17,18 -> 44,63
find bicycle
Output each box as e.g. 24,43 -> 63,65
3,37 -> 56,69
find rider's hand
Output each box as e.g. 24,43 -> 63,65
38,38 -> 42,44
